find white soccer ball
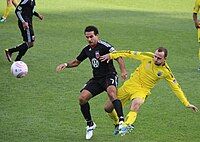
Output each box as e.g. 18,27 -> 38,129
11,61 -> 28,78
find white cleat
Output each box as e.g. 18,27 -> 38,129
127,124 -> 135,133
0,17 -> 6,23
118,121 -> 128,136
86,122 -> 96,140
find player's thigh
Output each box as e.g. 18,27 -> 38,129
79,89 -> 92,104
117,86 -> 130,107
130,89 -> 149,100
18,21 -> 35,42
106,85 -> 117,101
130,98 -> 145,111
81,78 -> 104,97
104,74 -> 118,88
129,90 -> 148,111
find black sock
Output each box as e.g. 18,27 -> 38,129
80,102 -> 93,126
112,99 -> 124,122
15,43 -> 29,61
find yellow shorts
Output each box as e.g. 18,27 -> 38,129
117,83 -> 150,106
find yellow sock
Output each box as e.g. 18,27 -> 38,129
107,110 -> 119,125
125,110 -> 137,125
3,5 -> 12,19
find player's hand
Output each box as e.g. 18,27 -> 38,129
56,63 -> 67,72
22,22 -> 29,29
187,104 -> 198,112
100,54 -> 111,63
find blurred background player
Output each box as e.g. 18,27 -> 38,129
193,0 -> 200,71
4,0 -> 43,62
100,47 -> 199,135
0,0 -> 18,22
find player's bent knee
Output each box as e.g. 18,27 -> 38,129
131,99 -> 144,112
78,95 -> 87,104
27,42 -> 34,48
78,91 -> 92,104
104,106 -> 113,113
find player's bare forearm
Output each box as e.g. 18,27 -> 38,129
115,57 -> 128,80
56,59 -> 81,72
65,59 -> 81,68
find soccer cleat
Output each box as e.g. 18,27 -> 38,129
85,122 -> 96,140
118,121 -> 128,136
127,124 -> 135,133
0,17 -> 6,23
113,124 -> 119,135
5,49 -> 12,62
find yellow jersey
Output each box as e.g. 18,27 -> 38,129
193,0 -> 200,13
109,50 -> 189,106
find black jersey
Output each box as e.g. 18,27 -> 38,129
76,40 -> 117,78
15,0 -> 36,22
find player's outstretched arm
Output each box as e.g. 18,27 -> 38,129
56,59 -> 81,72
187,104 -> 199,112
115,57 -> 128,80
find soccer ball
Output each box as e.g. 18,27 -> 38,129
11,61 -> 28,78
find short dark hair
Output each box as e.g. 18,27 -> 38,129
84,26 -> 99,35
156,47 -> 168,58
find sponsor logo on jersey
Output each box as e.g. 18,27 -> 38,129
91,58 -> 99,68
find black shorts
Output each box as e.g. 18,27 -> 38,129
18,20 -> 35,42
80,74 -> 118,97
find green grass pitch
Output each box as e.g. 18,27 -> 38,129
0,0 -> 200,141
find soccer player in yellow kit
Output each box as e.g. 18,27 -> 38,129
0,0 -> 18,22
193,0 -> 200,70
100,47 -> 198,135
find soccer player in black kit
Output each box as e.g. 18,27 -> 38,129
5,0 -> 43,62
56,26 -> 128,140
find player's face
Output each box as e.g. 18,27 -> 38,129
85,31 -> 99,47
153,50 -> 166,66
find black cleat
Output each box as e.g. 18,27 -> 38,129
5,49 -> 12,62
